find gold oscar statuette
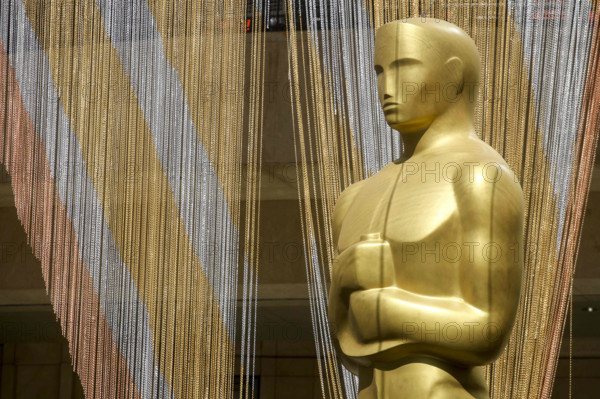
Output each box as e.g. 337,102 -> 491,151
328,18 -> 524,399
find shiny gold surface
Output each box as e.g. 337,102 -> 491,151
328,18 -> 524,399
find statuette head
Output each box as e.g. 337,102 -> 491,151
374,18 -> 481,134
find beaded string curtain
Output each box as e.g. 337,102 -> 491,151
285,0 -> 600,398
0,0 -> 267,398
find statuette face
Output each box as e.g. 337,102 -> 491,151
328,18 -> 523,399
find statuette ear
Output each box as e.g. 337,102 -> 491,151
445,56 -> 464,94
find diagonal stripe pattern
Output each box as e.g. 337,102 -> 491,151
0,0 -> 264,398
